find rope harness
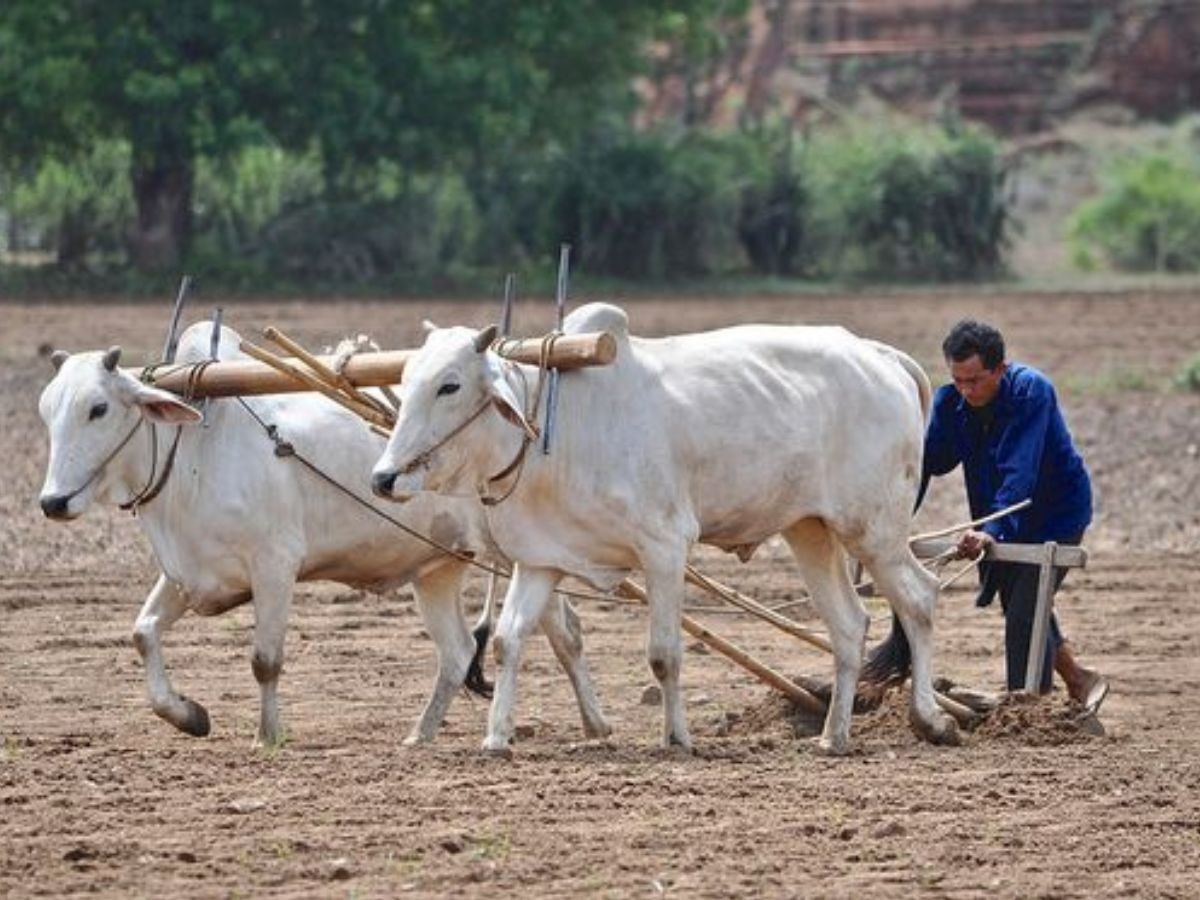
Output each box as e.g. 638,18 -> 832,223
479,333 -> 559,506
118,360 -> 216,514
57,417 -> 143,506
390,333 -> 560,507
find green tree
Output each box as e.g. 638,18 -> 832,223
0,1 -> 716,273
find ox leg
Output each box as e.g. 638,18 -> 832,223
540,596 -> 611,739
484,565 -> 560,756
861,547 -> 958,747
406,561 -> 475,746
132,574 -> 210,737
643,553 -> 691,751
783,519 -> 869,756
249,567 -> 294,748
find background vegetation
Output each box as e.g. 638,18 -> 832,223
2,2 -> 1196,294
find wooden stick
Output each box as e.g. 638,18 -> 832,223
262,326 -> 395,423
237,339 -> 394,429
685,565 -> 833,653
910,498 -> 1033,542
684,565 -> 980,728
616,579 -> 827,716
910,537 -> 1086,568
143,331 -> 618,399
1024,541 -> 1059,692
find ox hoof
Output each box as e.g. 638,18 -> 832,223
481,741 -> 514,761
815,735 -> 851,757
663,733 -> 694,755
253,729 -> 288,753
583,719 -> 614,740
911,710 -> 961,747
179,697 -> 211,738
402,732 -> 432,749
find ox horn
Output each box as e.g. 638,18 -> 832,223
50,350 -> 70,372
474,324 -> 498,353
102,346 -> 122,372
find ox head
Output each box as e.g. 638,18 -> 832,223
371,323 -> 525,503
38,346 -> 203,520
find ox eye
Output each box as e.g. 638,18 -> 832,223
437,383 -> 460,397
88,402 -> 108,421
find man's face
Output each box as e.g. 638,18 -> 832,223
948,354 -> 1006,408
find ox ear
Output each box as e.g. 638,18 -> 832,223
102,346 -> 122,372
421,319 -> 439,335
50,350 -> 70,372
474,324 -> 498,354
125,381 -> 204,425
484,353 -> 536,439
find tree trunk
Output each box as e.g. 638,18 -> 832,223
57,207 -> 92,269
128,160 -> 193,273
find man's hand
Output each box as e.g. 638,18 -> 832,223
956,529 -> 994,559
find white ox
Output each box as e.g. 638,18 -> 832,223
371,303 -> 958,756
38,322 -> 610,747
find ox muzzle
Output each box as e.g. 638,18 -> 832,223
39,493 -> 74,520
370,468 -> 421,503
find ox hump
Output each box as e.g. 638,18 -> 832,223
563,302 -> 629,342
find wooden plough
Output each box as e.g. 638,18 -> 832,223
139,321 -> 1085,728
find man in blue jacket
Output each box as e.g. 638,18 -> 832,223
863,320 -> 1108,711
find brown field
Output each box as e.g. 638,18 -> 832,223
2,291 -> 1199,898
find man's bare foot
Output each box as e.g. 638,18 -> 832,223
1070,667 -> 1110,714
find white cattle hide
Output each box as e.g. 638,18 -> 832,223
372,303 -> 957,756
38,322 -> 609,747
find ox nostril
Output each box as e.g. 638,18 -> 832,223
371,470 -> 398,498
40,495 -> 70,518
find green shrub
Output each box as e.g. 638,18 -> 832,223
8,140 -> 134,267
247,172 -> 480,285
803,120 -> 1008,280
193,143 -> 323,256
1174,354 -> 1200,393
1069,150 -> 1200,272
545,127 -> 747,278
735,124 -> 807,276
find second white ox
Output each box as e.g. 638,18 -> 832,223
372,303 -> 958,755
38,322 -> 610,747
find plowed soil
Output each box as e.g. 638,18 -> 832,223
2,291 -> 1198,898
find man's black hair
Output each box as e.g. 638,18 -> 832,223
942,319 -> 1005,370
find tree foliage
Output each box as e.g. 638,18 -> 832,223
0,0 -> 711,271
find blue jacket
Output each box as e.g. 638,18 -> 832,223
922,363 -> 1092,545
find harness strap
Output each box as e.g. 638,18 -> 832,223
119,426 -> 183,513
477,333 -> 559,506
399,399 -> 493,476
118,358 -> 212,514
61,418 -> 144,503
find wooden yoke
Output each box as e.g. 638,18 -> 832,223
140,331 -> 618,399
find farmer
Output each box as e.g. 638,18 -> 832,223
863,319 -> 1109,712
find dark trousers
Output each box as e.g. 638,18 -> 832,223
988,532 -> 1084,692
996,563 -> 1067,692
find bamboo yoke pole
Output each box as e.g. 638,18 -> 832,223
142,331 -> 618,400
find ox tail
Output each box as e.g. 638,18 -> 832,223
465,619 -> 493,699
868,340 -> 932,422
465,571 -> 503,699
